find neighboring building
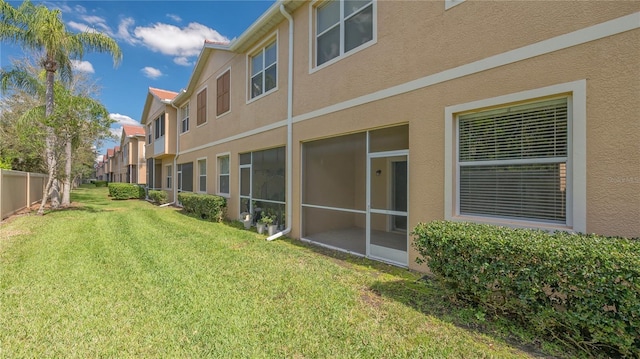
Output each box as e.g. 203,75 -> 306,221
140,1 -> 640,271
95,160 -> 105,181
120,124 -> 147,184
105,148 -> 115,182
141,87 -> 179,200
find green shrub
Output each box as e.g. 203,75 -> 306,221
178,192 -> 227,222
108,183 -> 145,200
94,180 -> 108,187
412,221 -> 640,357
148,190 -> 168,205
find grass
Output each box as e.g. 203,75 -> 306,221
0,186 -> 566,358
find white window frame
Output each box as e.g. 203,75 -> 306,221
154,114 -> 165,140
217,152 -> 231,197
309,0 -> 377,73
147,123 -> 152,144
197,157 -> 207,193
180,103 -> 190,134
247,33 -> 278,103
166,164 -> 172,189
444,80 -> 587,233
445,0 -> 466,10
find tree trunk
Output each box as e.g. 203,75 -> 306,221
37,63 -> 58,215
50,179 -> 60,209
61,138 -> 72,206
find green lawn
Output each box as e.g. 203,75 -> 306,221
0,186 -> 560,358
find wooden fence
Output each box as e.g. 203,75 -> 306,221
0,169 -> 47,220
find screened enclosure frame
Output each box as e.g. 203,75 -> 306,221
301,124 -> 409,266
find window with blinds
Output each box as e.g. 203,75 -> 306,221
217,71 -> 230,116
197,89 -> 207,126
457,98 -> 568,223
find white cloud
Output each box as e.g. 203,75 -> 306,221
65,12 -> 229,65
117,17 -> 138,45
68,15 -> 111,35
71,60 -> 95,73
109,127 -> 122,140
133,22 -> 229,58
141,67 -> 163,79
173,56 -> 192,67
67,21 -> 98,33
167,13 -> 182,22
109,113 -> 140,126
96,154 -> 104,162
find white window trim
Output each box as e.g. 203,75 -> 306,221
308,0 -> 378,74
445,0 -> 466,10
444,80 -> 587,233
216,152 -> 231,198
180,103 -> 190,135
197,157 -> 207,193
246,32 -> 279,104
165,164 -> 173,189
196,86 -> 209,127
215,68 -> 232,119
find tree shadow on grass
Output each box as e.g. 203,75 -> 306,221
280,237 -> 564,359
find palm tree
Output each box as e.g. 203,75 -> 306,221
1,63 -> 112,207
0,0 -> 121,213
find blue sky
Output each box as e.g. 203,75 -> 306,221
0,0 -> 276,158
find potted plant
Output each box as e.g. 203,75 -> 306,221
240,212 -> 252,229
257,212 -> 273,235
264,209 -> 278,236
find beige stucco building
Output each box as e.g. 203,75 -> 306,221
142,88 -> 179,200
141,0 -> 640,271
120,125 -> 147,184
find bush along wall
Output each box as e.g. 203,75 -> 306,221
148,190 -> 168,205
177,192 -> 226,222
108,183 -> 145,200
93,180 -> 108,187
412,221 -> 640,357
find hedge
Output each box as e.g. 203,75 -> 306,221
93,180 -> 108,187
412,221 -> 640,357
178,192 -> 226,222
148,190 -> 168,205
108,183 -> 145,200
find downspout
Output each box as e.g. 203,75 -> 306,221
267,3 -> 293,241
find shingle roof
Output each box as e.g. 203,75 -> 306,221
122,124 -> 145,137
149,87 -> 178,101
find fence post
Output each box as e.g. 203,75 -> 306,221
26,172 -> 31,207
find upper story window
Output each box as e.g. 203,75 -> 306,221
197,89 -> 207,126
315,0 -> 374,67
180,104 -> 190,133
147,124 -> 152,144
217,70 -> 230,116
250,41 -> 277,99
154,114 -> 165,139
445,0 -> 466,10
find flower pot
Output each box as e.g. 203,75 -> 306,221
241,212 -> 252,229
268,224 -> 278,236
257,223 -> 266,234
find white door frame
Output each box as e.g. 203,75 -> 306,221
366,149 -> 409,266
